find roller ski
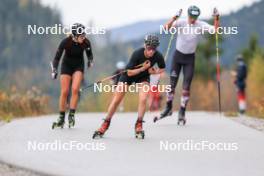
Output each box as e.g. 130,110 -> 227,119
135,119 -> 145,139
177,107 -> 186,125
92,119 -> 111,139
153,101 -> 172,123
68,113 -> 75,128
52,115 -> 65,129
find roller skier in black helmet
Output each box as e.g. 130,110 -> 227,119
92,35 -> 165,139
51,23 -> 94,129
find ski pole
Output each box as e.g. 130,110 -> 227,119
164,33 -> 175,61
79,71 -> 125,92
79,62 -> 145,92
164,9 -> 182,62
213,8 -> 222,116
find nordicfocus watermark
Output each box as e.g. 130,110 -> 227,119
27,140 -> 106,151
160,140 -> 239,151
27,24 -> 106,35
93,83 -> 171,93
160,25 -> 238,35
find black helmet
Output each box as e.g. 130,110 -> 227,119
144,34 -> 160,48
71,23 -> 85,37
188,5 -> 200,19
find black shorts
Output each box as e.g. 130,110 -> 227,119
118,74 -> 150,85
61,62 -> 84,76
172,49 -> 195,65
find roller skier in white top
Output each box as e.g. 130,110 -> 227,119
154,5 -> 220,124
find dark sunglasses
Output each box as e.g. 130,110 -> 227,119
146,46 -> 157,51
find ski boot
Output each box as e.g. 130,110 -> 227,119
153,101 -> 173,123
177,107 -> 186,125
52,115 -> 65,129
92,119 -> 111,139
135,119 -> 145,139
68,113 -> 75,128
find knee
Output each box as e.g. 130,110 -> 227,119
183,80 -> 192,91
182,90 -> 190,97
170,76 -> 178,89
170,68 -> 178,77
61,88 -> 69,97
183,78 -> 193,90
71,87 -> 79,96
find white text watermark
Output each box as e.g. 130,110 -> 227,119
160,25 -> 238,35
160,140 -> 239,151
27,24 -> 106,35
27,140 -> 106,151
93,83 -> 172,93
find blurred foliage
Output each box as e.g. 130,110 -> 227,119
241,34 -> 262,65
0,86 -> 51,121
195,31 -> 223,80
220,0 -> 264,66
0,0 -> 62,93
246,51 -> 264,118
0,0 -> 263,119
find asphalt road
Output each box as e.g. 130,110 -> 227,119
0,112 -> 263,176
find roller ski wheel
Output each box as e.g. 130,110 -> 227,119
135,130 -> 145,139
177,118 -> 186,125
135,119 -> 145,139
92,119 -> 111,139
52,116 -> 65,129
68,115 -> 75,128
153,116 -> 158,123
177,108 -> 186,126
92,131 -> 104,139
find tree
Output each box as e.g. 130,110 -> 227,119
241,34 -> 262,65
195,20 -> 223,80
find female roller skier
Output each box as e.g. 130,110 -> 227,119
51,23 -> 94,129
154,6 -> 220,125
93,35 -> 165,139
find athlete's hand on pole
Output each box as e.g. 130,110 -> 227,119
164,9 -> 182,30
212,8 -> 219,18
213,7 -> 220,32
173,9 -> 182,20
87,60 -> 94,68
51,69 -> 57,79
50,62 -> 58,79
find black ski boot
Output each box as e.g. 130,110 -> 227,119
68,113 -> 75,128
52,115 -> 65,129
177,107 -> 186,125
153,101 -> 173,123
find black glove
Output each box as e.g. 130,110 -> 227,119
50,62 -> 58,79
213,8 -> 220,18
87,59 -> 94,68
51,69 -> 58,79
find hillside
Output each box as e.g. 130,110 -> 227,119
109,0 -> 264,65
0,0 -> 62,90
